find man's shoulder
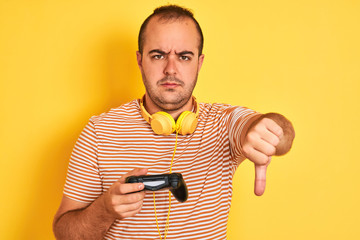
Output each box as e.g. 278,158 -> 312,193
90,99 -> 141,125
199,101 -> 236,114
199,101 -> 258,119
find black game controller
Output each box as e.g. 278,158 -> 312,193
125,173 -> 188,202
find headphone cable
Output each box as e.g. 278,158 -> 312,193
153,131 -> 178,240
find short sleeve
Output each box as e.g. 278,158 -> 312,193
63,118 -> 103,203
227,106 -> 262,165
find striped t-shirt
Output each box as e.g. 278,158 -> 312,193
63,99 -> 260,239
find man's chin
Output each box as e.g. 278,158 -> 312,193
157,101 -> 185,112
155,95 -> 190,111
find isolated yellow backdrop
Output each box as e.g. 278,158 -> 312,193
1,0 -> 359,239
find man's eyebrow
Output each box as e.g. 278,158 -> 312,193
148,49 -> 167,55
176,51 -> 194,56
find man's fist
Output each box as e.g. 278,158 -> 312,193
243,117 -> 283,165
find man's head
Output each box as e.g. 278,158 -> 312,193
138,5 -> 204,56
136,5 -> 205,114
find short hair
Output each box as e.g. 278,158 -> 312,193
138,5 -> 204,56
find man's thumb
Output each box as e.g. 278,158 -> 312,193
254,158 -> 271,196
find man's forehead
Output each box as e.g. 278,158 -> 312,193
144,15 -> 197,34
143,16 -> 200,53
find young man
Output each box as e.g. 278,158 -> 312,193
53,5 -> 295,240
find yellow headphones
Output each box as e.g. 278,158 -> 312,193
139,96 -> 199,135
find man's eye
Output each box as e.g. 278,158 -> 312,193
180,56 -> 191,61
152,55 -> 164,60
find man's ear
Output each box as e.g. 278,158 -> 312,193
136,51 -> 143,70
197,54 -> 205,71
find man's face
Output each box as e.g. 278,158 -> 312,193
137,16 -> 204,112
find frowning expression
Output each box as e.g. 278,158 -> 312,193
137,16 -> 204,112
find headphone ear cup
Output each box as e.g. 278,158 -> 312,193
151,112 -> 176,135
176,111 -> 198,135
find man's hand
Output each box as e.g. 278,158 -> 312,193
53,168 -> 149,240
103,168 -> 148,219
242,113 -> 295,196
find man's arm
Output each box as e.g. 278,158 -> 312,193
53,168 -> 147,240
241,113 -> 295,196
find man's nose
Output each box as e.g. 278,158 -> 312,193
164,56 -> 177,75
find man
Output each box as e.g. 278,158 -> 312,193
53,5 -> 295,240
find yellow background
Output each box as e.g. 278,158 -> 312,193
1,0 -> 359,239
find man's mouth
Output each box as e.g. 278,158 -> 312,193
161,82 -> 180,88
158,77 -> 184,89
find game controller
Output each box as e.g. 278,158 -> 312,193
125,173 -> 188,202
